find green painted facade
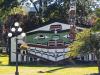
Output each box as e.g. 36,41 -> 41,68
26,31 -> 71,45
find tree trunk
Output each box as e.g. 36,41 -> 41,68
96,53 -> 100,75
98,67 -> 100,75
97,60 -> 100,75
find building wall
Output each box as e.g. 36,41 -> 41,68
10,24 -> 82,63
26,31 -> 70,45
10,36 -> 97,63
10,36 -> 70,62
11,37 -> 16,62
11,35 -> 26,63
28,46 -> 70,61
79,53 -> 97,61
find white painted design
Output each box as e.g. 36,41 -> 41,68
63,34 -> 70,38
10,36 -> 69,62
28,47 -> 70,61
34,35 -> 49,39
45,36 -> 49,39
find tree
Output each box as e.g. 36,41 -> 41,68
69,18 -> 100,74
68,29 -> 91,57
81,31 -> 100,75
0,0 -> 18,21
95,8 -> 100,18
29,0 -> 93,24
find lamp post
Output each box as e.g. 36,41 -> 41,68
8,22 -> 26,75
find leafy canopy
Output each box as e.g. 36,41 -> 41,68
68,29 -> 91,57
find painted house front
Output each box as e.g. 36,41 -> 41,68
10,22 -> 84,63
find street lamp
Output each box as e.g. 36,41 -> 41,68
8,22 -> 26,75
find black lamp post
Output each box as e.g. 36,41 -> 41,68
8,22 -> 26,75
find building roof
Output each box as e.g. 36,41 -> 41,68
27,22 -> 84,33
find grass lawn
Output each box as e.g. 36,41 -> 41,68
0,54 -> 98,75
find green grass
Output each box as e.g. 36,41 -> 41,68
0,55 -> 98,75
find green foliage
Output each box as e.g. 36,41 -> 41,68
0,0 -> 18,9
42,0 -> 92,23
68,41 -> 84,57
76,0 -> 92,16
76,29 -> 91,41
95,8 -> 100,18
0,0 -> 19,22
69,27 -> 100,56
68,27 -> 100,74
68,29 -> 91,57
0,0 -> 93,25
0,0 -> 4,5
69,15 -> 100,56
9,6 -> 26,15
92,18 -> 100,32
90,32 -> 100,51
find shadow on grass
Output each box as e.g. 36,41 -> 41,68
38,66 -> 67,73
0,54 -> 8,57
86,73 -> 99,75
0,61 -> 98,74
90,73 -> 98,75
37,63 -> 97,73
0,62 -> 97,67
